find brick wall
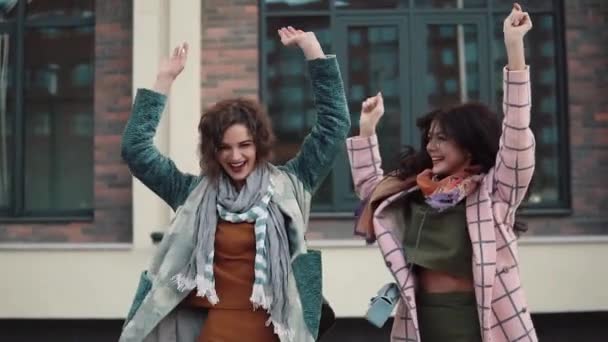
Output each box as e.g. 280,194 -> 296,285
527,0 -> 608,235
0,0 -> 133,243
201,0 -> 259,110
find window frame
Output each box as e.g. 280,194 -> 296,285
0,0 -> 95,221
259,0 -> 570,216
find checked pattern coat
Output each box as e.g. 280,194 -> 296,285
347,67 -> 537,342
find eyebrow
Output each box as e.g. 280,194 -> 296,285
220,139 -> 254,146
427,130 -> 445,136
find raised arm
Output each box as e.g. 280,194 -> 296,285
278,27 -> 351,193
492,3 -> 535,209
347,93 -> 385,199
121,43 -> 198,210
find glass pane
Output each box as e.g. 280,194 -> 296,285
492,0 -> 552,11
26,0 -> 94,19
264,0 -> 329,11
415,0 -> 487,9
494,14 -> 560,205
265,16 -> 332,206
423,23 -> 480,109
0,0 -> 18,21
347,25 -> 402,174
0,31 -> 14,209
334,0 -> 408,9
23,26 -> 94,212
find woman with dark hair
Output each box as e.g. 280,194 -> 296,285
348,4 -> 536,342
119,26 -> 349,342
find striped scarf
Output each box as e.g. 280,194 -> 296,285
216,186 -> 274,309
173,165 -> 293,340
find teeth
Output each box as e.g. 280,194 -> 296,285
230,161 -> 245,167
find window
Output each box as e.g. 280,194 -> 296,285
0,0 -> 95,219
261,0 -> 569,215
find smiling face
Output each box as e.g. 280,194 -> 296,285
216,124 -> 257,188
426,120 -> 471,177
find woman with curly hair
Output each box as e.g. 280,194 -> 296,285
348,3 -> 537,341
119,26 -> 349,342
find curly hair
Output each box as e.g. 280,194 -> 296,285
395,102 -> 528,235
198,97 -> 275,179
396,103 -> 501,179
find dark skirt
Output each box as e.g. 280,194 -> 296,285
416,291 -> 482,342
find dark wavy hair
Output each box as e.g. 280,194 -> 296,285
395,102 -> 528,234
198,98 -> 275,179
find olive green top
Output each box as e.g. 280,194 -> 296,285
403,191 -> 473,278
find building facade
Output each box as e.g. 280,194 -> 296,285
0,0 -> 606,340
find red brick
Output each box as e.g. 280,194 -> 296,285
594,112 -> 608,122
201,0 -> 259,110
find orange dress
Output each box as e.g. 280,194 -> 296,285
183,220 -> 279,342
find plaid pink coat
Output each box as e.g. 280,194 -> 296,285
347,67 -> 537,342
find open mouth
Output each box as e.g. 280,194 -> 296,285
228,161 -> 246,173
431,156 -> 444,164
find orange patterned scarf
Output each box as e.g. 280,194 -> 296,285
354,167 -> 482,243
416,167 -> 482,211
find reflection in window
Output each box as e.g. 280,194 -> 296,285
264,0 -> 328,11
265,16 -> 333,206
492,0 -> 552,10
23,25 -> 94,211
0,0 -> 17,21
347,25 -> 402,174
26,0 -> 94,19
414,0 -> 486,8
424,23 -> 480,109
0,32 -> 12,209
334,0 -> 405,9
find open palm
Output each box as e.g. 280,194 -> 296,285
158,42 -> 188,80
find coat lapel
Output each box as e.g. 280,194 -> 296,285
466,186 -> 497,337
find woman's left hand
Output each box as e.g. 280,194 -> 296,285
278,26 -> 325,60
503,3 -> 532,45
503,3 -> 531,70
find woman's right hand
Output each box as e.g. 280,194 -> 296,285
159,42 -> 189,80
359,92 -> 384,137
153,42 -> 189,94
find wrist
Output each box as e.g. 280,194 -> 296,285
300,41 -> 325,60
505,42 -> 526,70
359,126 -> 377,137
156,73 -> 175,83
504,37 -> 524,49
153,74 -> 174,95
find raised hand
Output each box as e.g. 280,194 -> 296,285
154,42 -> 188,95
359,92 -> 384,137
158,42 -> 189,80
277,26 -> 325,60
503,3 -> 531,71
503,3 -> 532,44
